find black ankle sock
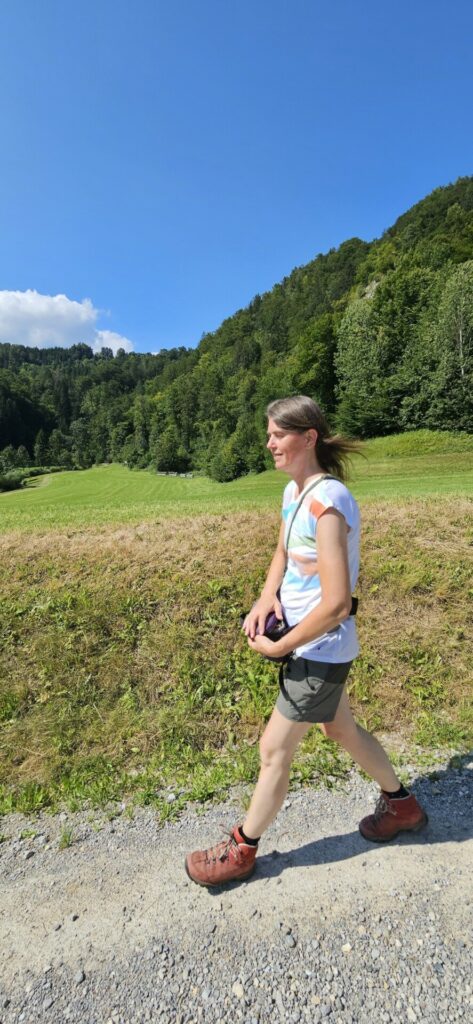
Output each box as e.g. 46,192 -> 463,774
384,784 -> 410,799
240,826 -> 260,846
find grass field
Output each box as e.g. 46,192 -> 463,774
0,430 -> 472,818
1,430 -> 473,534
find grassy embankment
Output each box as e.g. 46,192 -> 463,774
0,430 -> 472,819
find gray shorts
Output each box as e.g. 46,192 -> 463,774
276,656 -> 352,723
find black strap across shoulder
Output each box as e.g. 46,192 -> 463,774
284,474 -> 337,560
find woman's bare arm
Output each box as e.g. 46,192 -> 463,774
247,509 -> 352,657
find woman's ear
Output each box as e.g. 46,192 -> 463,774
306,428 -> 318,448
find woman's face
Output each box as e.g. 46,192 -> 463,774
266,417 -> 316,474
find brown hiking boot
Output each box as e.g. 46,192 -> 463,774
185,825 -> 257,887
359,791 -> 428,842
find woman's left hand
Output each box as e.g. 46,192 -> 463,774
246,633 -> 282,658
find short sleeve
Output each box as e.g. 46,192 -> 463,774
308,480 -> 359,531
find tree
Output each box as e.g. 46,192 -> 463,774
131,394 -> 150,467
110,421 -> 132,463
335,300 -> 393,436
437,261 -> 473,382
209,439 -> 239,482
16,445 -> 31,467
70,420 -> 93,468
292,313 -> 339,415
48,429 -> 72,467
426,261 -> 473,430
396,262 -> 473,431
0,445 -> 18,471
153,422 -> 189,472
34,429 -> 49,466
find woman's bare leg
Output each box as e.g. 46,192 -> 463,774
242,688 -> 399,842
320,688 -> 399,791
242,707 -> 311,839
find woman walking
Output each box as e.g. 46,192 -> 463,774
185,396 -> 427,887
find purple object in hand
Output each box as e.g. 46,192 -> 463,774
240,601 -> 293,662
260,608 -> 293,662
261,609 -> 289,640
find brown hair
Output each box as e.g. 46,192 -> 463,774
266,395 -> 362,483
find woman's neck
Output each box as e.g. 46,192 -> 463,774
293,460 -> 325,494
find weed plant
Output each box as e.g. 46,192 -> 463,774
57,826 -> 74,848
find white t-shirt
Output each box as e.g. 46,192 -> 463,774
280,475 -> 360,663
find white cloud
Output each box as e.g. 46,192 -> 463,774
93,330 -> 134,354
0,289 -> 134,354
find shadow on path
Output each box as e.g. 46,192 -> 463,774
206,754 -> 473,891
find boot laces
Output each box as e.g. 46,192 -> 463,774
206,827 -> 243,865
373,795 -> 397,821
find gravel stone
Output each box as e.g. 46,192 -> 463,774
0,756 -> 471,1024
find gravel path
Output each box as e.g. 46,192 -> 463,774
1,756 -> 472,1024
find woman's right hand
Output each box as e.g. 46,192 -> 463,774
242,593 -> 283,641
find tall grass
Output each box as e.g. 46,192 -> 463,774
1,494 -> 471,816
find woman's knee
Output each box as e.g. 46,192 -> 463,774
259,735 -> 293,770
320,719 -> 358,744
319,720 -> 340,741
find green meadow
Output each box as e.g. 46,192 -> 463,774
0,430 -> 472,819
1,430 -> 473,534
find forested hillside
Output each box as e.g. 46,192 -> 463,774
1,176 -> 472,482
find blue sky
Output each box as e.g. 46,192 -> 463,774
0,0 -> 472,355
